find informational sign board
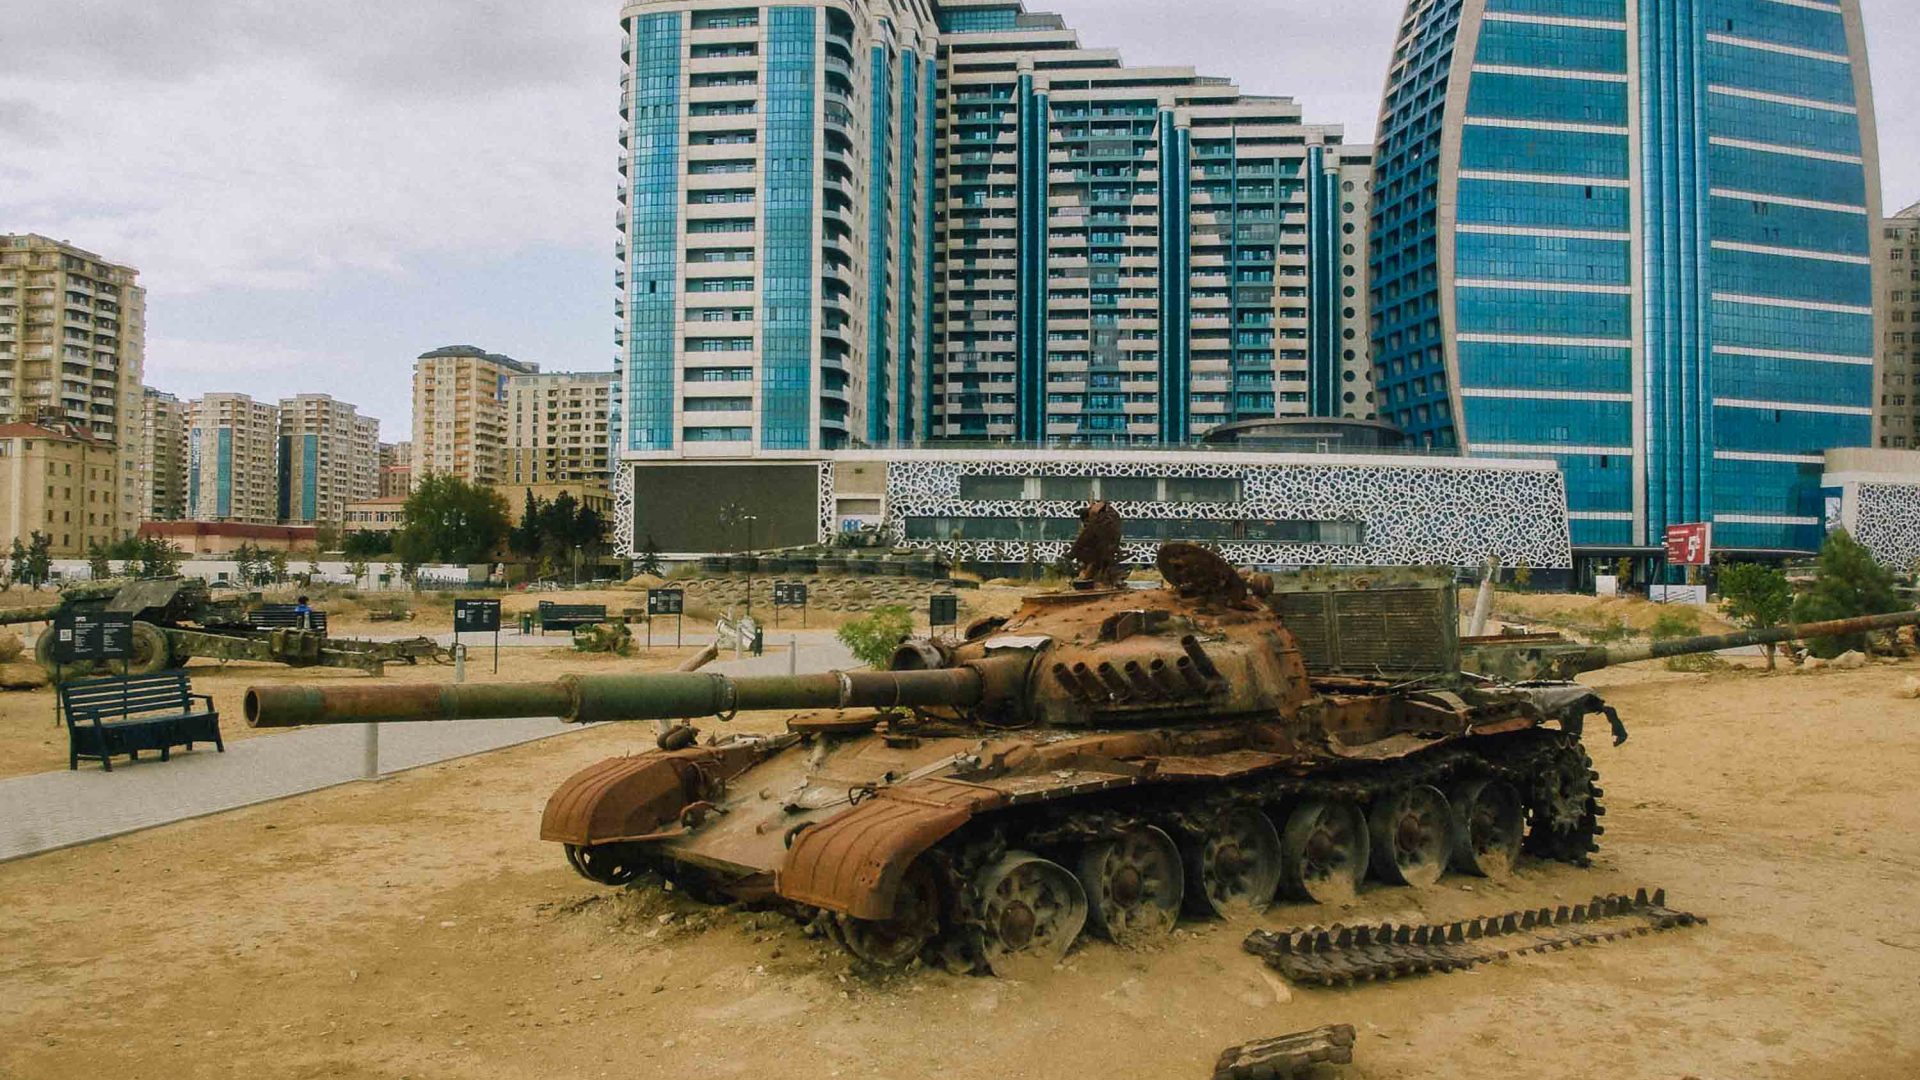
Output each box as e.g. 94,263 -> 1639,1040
1663,523 -> 1712,566
54,609 -> 134,664
454,599 -> 502,633
929,594 -> 959,629
772,581 -> 808,628
452,598 -> 502,673
646,589 -> 685,650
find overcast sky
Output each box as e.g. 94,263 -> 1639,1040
3,0 -> 1913,434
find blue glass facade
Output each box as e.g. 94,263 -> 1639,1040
1013,74 -> 1049,442
1372,0 -> 1878,552
621,12 -> 681,452
894,52 -> 919,444
762,7 -> 815,450
865,46 -> 892,445
1157,112 -> 1192,441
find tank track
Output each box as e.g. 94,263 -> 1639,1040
919,728 -> 1604,971
1213,1025 -> 1357,1080
1242,887 -> 1703,987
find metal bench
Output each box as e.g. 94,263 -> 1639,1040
59,671 -> 223,772
537,602 -> 608,634
247,605 -> 329,635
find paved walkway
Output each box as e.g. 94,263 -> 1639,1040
0,637 -> 857,864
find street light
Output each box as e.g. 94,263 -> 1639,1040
742,514 -> 758,617
573,544 -> 582,588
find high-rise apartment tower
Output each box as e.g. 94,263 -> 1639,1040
1370,0 -> 1881,554
277,394 -> 380,527
613,0 -> 1373,459
411,346 -> 539,487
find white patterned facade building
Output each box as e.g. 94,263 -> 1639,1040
1822,449 -> 1920,569
616,447 -> 1572,570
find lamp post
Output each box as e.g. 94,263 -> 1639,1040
573,544 -> 582,588
743,514 -> 758,618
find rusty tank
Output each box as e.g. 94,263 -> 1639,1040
244,516 -> 1920,975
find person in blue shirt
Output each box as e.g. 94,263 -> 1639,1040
294,595 -> 313,629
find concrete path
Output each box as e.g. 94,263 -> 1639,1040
0,637 -> 857,864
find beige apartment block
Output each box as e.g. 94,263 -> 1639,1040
0,420 -> 121,556
378,440 -> 413,499
343,495 -> 408,536
139,386 -> 188,521
186,393 -> 280,524
506,371 -> 612,496
277,393 -> 379,526
1879,202 -> 1920,448
0,235 -> 146,536
411,346 -> 538,487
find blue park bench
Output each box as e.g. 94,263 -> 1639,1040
60,671 -> 224,772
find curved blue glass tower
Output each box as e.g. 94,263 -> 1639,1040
1370,0 -> 1881,554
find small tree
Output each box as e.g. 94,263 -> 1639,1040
232,543 -> 257,587
86,541 -> 111,581
137,536 -> 184,579
1793,529 -> 1903,657
345,558 -> 370,588
6,538 -> 26,586
269,549 -> 290,585
1718,562 -> 1793,670
837,605 -> 914,668
636,534 -> 666,577
25,531 -> 53,588
305,548 -> 322,580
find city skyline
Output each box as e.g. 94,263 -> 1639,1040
3,0 -> 1916,432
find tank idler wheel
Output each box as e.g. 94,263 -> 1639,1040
832,861 -> 941,969
1448,778 -> 1524,878
1278,800 -> 1370,904
974,851 -> 1088,977
1366,785 -> 1453,888
563,842 -> 643,887
1076,825 -> 1185,942
1184,807 -> 1284,919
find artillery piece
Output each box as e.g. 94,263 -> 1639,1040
245,515 -> 1920,975
0,577 -> 444,679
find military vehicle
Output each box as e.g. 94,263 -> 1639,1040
245,514 -> 1920,974
0,577 -> 444,679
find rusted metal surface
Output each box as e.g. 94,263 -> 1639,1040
539,741 -> 776,846
1243,887 -> 1703,987
778,778 -> 1007,920
1214,1025 -> 1357,1080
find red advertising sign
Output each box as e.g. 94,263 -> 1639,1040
1664,523 -> 1712,566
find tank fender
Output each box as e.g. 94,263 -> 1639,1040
539,743 -> 768,846
777,778 -> 1008,920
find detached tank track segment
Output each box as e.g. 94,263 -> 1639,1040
1241,888 -> 1703,987
1213,1024 -> 1356,1080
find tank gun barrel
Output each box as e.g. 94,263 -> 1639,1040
0,604 -> 63,626
245,661 -> 1023,729
1592,609 -> 1920,672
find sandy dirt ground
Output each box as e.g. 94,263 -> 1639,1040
2,657 -> 1918,1079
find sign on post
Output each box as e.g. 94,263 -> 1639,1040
454,598 -> 503,673
52,610 -> 137,725
929,594 -> 959,632
772,581 -> 808,628
1663,523 -> 1712,566
646,588 -> 685,650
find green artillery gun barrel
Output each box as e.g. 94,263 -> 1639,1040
245,666 -> 999,729
1592,608 -> 1920,670
0,603 -> 64,625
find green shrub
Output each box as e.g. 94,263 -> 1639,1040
1793,529 -> 1903,657
1649,608 -> 1701,641
838,605 -> 914,669
1587,618 -> 1633,644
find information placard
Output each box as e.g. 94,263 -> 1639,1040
929,594 -> 959,629
454,598 -> 502,633
647,589 -> 685,616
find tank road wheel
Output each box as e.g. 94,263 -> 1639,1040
1278,800 -> 1370,905
1076,825 -> 1185,942
1366,785 -> 1453,888
831,861 -> 942,969
563,843 -> 643,887
1448,778 -> 1525,878
1184,807 -> 1284,919
125,622 -> 172,675
974,852 -> 1088,978
1524,739 -> 1602,866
